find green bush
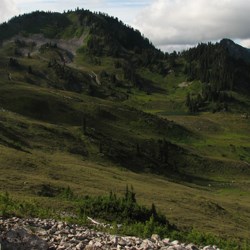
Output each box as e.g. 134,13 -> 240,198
0,192 -> 55,218
79,186 -> 170,228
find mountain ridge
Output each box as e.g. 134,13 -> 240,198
220,38 -> 250,63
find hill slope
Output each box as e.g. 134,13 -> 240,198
0,10 -> 250,247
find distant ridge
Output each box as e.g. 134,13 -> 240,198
220,38 -> 250,63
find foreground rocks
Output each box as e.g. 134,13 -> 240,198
0,217 -> 221,250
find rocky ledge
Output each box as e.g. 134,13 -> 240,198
0,217 -> 221,250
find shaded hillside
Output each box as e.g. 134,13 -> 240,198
182,39 -> 250,112
0,10 -> 249,177
220,38 -> 250,64
0,81 -> 201,178
183,39 -> 250,93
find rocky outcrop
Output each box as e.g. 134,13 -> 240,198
0,217 -> 221,250
0,227 -> 48,250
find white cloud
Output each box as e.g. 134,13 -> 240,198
0,0 -> 19,23
158,44 -> 194,53
239,39 -> 250,48
134,0 -> 250,51
4,0 -> 250,52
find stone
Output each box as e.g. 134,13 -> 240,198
1,227 -> 48,250
94,241 -> 103,247
118,238 -> 127,246
175,246 -> 187,250
37,229 -> 48,237
136,239 -> 143,245
111,236 -> 119,246
57,246 -> 66,250
88,240 -> 94,246
162,238 -> 170,245
203,247 -> 215,250
171,240 -> 180,245
151,234 -> 161,242
186,243 -> 199,250
84,246 -> 95,250
157,241 -> 165,248
49,228 -> 57,234
0,216 -> 223,250
57,222 -> 64,230
140,239 -> 155,250
76,242 -> 84,250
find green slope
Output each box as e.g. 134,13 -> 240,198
0,10 -> 250,247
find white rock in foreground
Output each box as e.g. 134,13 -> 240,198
0,217 -> 223,250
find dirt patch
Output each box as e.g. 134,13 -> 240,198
4,34 -> 85,56
178,82 -> 192,88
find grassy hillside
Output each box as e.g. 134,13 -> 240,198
0,10 -> 250,248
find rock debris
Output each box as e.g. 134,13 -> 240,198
0,217 -> 221,250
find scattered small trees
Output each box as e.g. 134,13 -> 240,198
28,65 -> 33,74
8,57 -> 19,68
82,115 -> 87,134
79,185 -> 170,232
183,41 -> 250,95
185,89 -> 232,113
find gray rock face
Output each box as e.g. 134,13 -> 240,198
1,227 -> 48,250
0,217 -> 224,250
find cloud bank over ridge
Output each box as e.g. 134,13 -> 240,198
1,0 -> 250,52
134,0 -> 250,51
0,0 -> 19,23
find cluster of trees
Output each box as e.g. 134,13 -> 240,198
85,24 -> 164,69
8,57 -> 20,68
186,86 -> 233,113
77,186 -> 176,238
137,139 -> 171,165
61,8 -> 160,60
0,11 -> 71,42
79,186 -> 169,227
86,11 -> 155,51
83,122 -> 172,175
48,59 -> 88,92
183,42 -> 250,93
183,42 -> 233,90
185,93 -> 200,113
73,9 -> 166,73
182,41 -> 250,112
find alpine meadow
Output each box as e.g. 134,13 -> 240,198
0,9 -> 250,250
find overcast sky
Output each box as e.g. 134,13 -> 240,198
1,0 -> 250,52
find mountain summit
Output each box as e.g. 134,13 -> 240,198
220,38 -> 250,63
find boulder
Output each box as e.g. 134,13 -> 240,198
1,227 -> 48,250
